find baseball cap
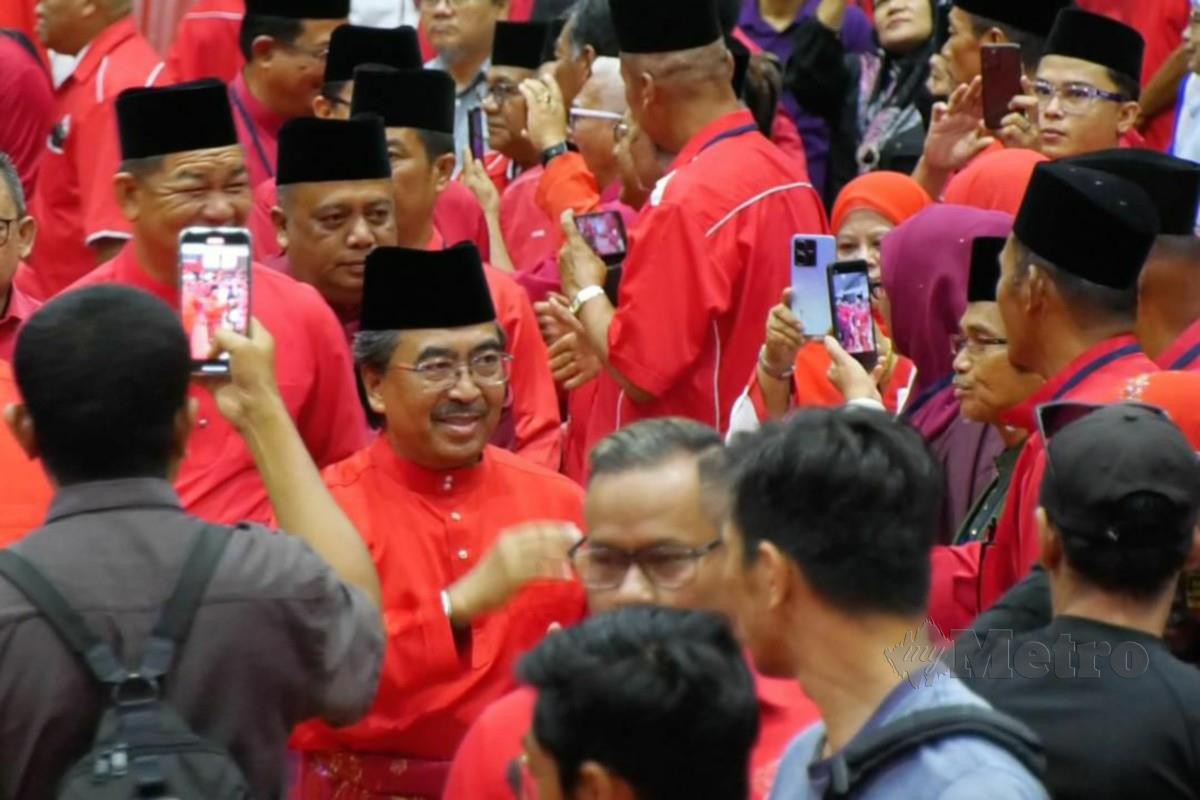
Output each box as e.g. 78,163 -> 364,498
1039,402 -> 1200,545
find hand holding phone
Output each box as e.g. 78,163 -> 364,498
981,43 -> 1023,130
574,211 -> 628,266
828,260 -> 878,370
179,227 -> 252,375
468,108 -> 487,161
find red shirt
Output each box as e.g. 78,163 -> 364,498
229,72 -> 286,191
0,33 -> 54,200
499,164 -> 562,272
585,110 -> 828,451
291,439 -> 586,765
928,335 -> 1159,635
162,0 -> 244,85
1155,317 -> 1200,371
0,359 -> 51,547
444,671 -> 820,800
25,18 -> 163,300
67,246 -> 369,524
0,279 -> 41,362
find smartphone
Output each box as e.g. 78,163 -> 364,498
828,260 -> 878,370
791,235 -> 836,338
575,210 -> 628,267
468,107 -> 487,161
981,43 -> 1023,130
178,227 -> 252,375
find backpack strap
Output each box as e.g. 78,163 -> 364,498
825,704 -> 1045,799
0,550 -> 127,684
139,524 -> 231,680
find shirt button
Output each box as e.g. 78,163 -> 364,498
450,511 -> 462,522
457,549 -> 470,561
198,418 -> 209,428
443,476 -> 454,491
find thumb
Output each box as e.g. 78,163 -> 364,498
823,335 -> 854,366
560,209 -> 583,242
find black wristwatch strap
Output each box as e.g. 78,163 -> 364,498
541,141 -> 579,167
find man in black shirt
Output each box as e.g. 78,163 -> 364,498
957,403 -> 1200,799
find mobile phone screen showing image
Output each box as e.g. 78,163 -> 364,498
469,108 -> 487,161
831,268 -> 876,357
180,235 -> 251,373
575,211 -> 628,264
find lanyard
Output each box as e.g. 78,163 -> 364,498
900,373 -> 953,421
1169,341 -> 1200,371
696,123 -> 759,156
1050,343 -> 1141,401
229,87 -> 274,180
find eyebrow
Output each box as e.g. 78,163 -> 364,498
470,340 -> 504,356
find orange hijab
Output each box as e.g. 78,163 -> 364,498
943,148 -> 1049,216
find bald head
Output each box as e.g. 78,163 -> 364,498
1137,236 -> 1200,361
578,57 -> 626,114
622,38 -> 735,99
572,58 -> 627,192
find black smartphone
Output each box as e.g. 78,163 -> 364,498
178,227 -> 252,375
574,210 -> 628,267
468,107 -> 487,161
827,260 -> 878,370
981,43 -> 1023,130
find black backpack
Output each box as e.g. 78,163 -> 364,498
823,704 -> 1046,799
0,525 -> 253,799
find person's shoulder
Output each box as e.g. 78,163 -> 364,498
208,521 -> 349,603
486,447 -> 583,499
65,262 -> 118,291
251,262 -> 335,319
319,445 -> 378,493
768,721 -> 825,798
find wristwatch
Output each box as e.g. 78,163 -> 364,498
540,141 -> 579,167
570,285 -> 606,316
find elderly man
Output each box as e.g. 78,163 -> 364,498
551,0 -> 827,456
229,0 -> 349,190
291,243 -> 585,798
347,64 -> 562,469
69,79 -> 368,525
23,0 -> 161,299
0,153 -> 38,362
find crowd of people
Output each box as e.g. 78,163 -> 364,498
0,0 -> 1199,797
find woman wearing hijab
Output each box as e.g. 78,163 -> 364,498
942,147 -> 1049,215
786,0 -> 939,207
730,171 -> 930,432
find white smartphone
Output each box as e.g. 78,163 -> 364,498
179,227 -> 252,375
790,234 -> 836,338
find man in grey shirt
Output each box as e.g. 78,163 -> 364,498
718,408 -> 1046,799
0,286 -> 384,799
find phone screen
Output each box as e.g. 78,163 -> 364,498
981,44 -> 1023,130
791,235 -> 836,337
179,229 -> 252,374
575,211 -> 628,266
830,264 -> 877,363
468,108 -> 487,161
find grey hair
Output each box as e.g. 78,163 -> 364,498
1012,239 -> 1138,323
0,153 -> 26,216
352,329 -> 402,371
588,417 -> 722,483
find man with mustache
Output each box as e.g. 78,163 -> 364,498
291,242 -> 586,798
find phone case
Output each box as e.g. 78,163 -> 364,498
982,44 -> 1023,130
791,235 -> 836,338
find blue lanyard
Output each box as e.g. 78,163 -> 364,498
697,123 -> 760,155
1169,341 -> 1200,371
229,87 -> 274,180
1051,343 -> 1141,401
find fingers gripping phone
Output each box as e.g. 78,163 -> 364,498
828,260 -> 878,370
179,227 -> 252,375
468,107 -> 487,161
982,43 -> 1023,130
791,235 -> 836,338
576,211 -> 629,305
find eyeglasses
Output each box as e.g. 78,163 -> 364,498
568,538 -> 723,590
0,218 -> 17,247
485,82 -> 521,104
418,0 -> 487,9
1032,79 -> 1128,115
614,120 -> 632,143
568,108 -> 625,132
284,42 -> 330,61
951,333 -> 1008,358
391,352 -> 513,391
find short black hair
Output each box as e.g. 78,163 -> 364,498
414,129 -> 456,162
966,12 -> 1047,73
1051,491 -> 1197,599
715,0 -> 741,35
518,605 -> 759,799
729,409 -> 944,616
239,13 -> 304,62
569,0 -> 619,58
1106,68 -> 1142,102
588,417 -> 721,482
14,286 -> 191,485
1012,240 -> 1138,324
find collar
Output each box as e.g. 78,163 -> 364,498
426,56 -> 490,99
231,71 -> 287,139
1156,317 -> 1200,370
45,478 -> 182,524
367,435 -> 490,498
71,17 -> 141,85
0,277 -> 39,325
668,109 -> 759,173
111,245 -> 178,306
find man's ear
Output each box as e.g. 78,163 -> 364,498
361,367 -> 387,416
251,35 -> 278,64
113,172 -> 143,223
1025,262 -> 1048,317
1186,524 -> 1200,571
3,403 -> 39,461
982,27 -> 1006,45
170,398 -> 198,465
1037,507 -> 1063,571
313,94 -> 336,119
15,215 -> 37,261
1116,101 -> 1141,136
432,153 -> 457,194
756,540 -> 794,613
575,761 -> 636,800
270,206 -> 290,253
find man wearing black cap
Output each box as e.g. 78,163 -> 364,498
350,64 -> 563,470
928,161 -> 1162,633
959,403 -> 1200,799
291,243 -> 586,797
551,0 -> 827,454
69,80 -> 369,526
942,0 -> 1072,88
230,0 -> 350,190
270,115 -> 396,321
